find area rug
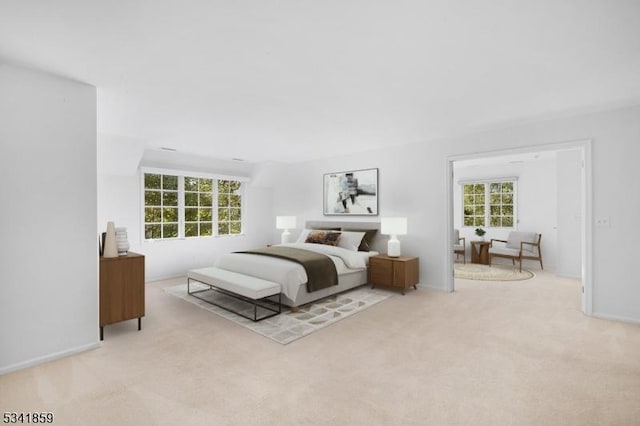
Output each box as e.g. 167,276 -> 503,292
454,263 -> 534,281
164,283 -> 391,344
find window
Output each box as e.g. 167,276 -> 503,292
463,180 -> 516,228
463,183 -> 486,227
488,181 -> 514,227
144,173 -> 179,239
143,170 -> 244,240
184,176 -> 213,237
217,180 -> 242,235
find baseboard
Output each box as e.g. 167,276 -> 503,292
0,341 -> 100,376
592,312 -> 640,325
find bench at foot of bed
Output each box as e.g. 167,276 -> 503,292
187,267 -> 282,321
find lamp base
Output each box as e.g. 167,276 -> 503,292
281,230 -> 291,245
387,237 -> 401,257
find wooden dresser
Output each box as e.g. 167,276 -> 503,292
99,252 -> 145,340
368,254 -> 419,295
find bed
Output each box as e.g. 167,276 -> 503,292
213,221 -> 384,309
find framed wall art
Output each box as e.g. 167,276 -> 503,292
323,168 -> 378,216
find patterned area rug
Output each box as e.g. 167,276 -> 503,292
454,263 -> 534,281
164,283 -> 391,344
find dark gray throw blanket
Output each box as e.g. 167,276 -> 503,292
236,246 -> 338,292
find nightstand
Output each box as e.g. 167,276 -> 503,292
368,254 -> 419,295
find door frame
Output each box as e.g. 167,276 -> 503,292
444,139 -> 593,315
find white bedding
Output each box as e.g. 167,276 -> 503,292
213,243 -> 378,304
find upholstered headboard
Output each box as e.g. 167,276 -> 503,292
304,220 -> 386,253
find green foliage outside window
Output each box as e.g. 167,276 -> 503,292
463,184 -> 486,227
143,173 -> 243,240
184,177 -> 214,237
217,180 -> 242,235
463,180 -> 515,228
144,173 -> 179,239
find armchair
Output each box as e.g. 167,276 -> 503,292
488,232 -> 543,272
453,229 -> 466,264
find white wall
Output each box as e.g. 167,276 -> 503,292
0,64 -> 98,374
453,154 -> 558,269
97,172 -> 274,281
268,146 -> 448,280
267,105 -> 640,323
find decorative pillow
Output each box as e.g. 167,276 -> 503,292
296,228 -> 341,244
305,231 -> 341,246
342,228 -> 378,252
337,231 -> 366,251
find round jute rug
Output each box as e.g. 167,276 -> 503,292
454,263 -> 534,281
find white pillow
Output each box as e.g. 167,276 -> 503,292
337,231 -> 366,252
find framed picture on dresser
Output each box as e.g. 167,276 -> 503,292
323,168 -> 378,216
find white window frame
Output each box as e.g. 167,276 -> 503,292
459,177 -> 518,229
141,167 -> 248,241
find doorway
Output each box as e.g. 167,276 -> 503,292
445,140 -> 592,315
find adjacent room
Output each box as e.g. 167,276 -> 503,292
451,147 -> 583,288
1,1 -> 640,425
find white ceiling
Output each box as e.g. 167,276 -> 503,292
1,1 -> 640,163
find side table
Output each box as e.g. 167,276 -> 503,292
368,255 -> 419,295
470,241 -> 491,265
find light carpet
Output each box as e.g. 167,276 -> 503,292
454,263 -> 534,281
164,283 -> 391,344
5,273 -> 640,425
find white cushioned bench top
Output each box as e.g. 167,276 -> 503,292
188,267 -> 281,300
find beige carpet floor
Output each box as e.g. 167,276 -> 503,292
1,270 -> 639,425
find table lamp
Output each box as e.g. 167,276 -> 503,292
276,216 -> 297,244
381,217 -> 407,257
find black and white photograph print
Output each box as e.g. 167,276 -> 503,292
323,168 -> 378,216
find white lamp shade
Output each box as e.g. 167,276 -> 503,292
276,216 -> 296,230
381,217 -> 407,236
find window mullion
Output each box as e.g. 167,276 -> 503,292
178,176 -> 185,238
485,184 -> 490,227
213,180 -> 219,236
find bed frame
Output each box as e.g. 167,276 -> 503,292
281,220 -> 383,309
